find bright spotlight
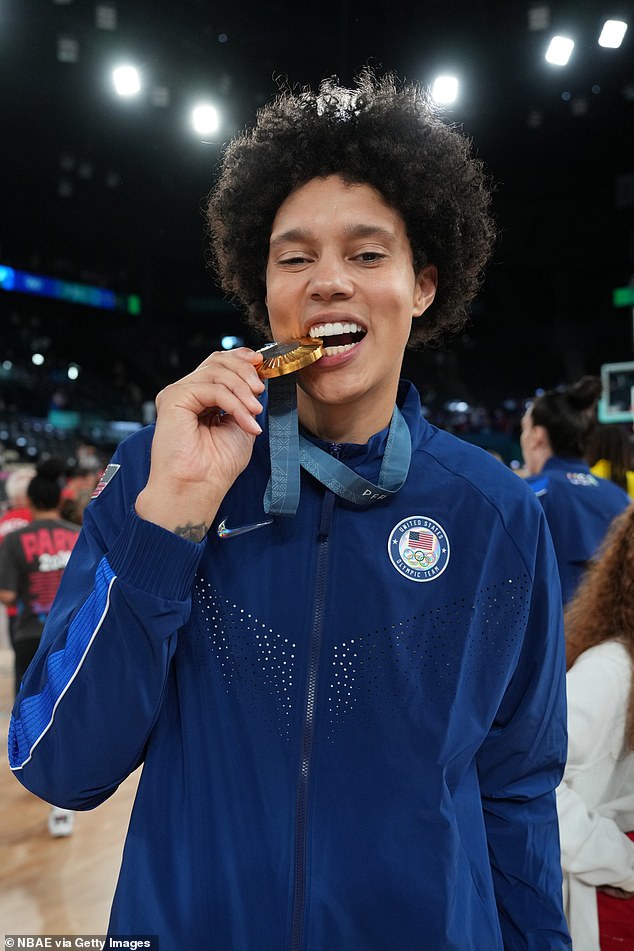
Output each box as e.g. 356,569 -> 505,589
431,75 -> 459,105
67,364 -> 80,381
221,335 -> 243,350
545,35 -> 575,66
112,64 -> 142,97
598,19 -> 628,48
32,353 -> 45,366
191,103 -> 220,137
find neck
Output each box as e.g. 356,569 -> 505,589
297,390 -> 397,445
32,508 -> 60,520
529,449 -> 552,475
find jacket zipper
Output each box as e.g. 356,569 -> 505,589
289,473 -> 337,951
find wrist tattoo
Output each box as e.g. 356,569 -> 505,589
173,522 -> 208,543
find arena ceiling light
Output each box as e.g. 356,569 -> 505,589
431,75 -> 459,105
598,19 -> 628,48
221,335 -> 243,350
112,63 -> 142,97
545,35 -> 575,66
191,102 -> 220,137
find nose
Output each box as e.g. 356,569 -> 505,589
308,252 -> 353,300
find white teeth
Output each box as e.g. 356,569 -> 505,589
309,321 -> 364,338
322,343 -> 356,355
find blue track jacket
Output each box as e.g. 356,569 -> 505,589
526,456 -> 630,604
9,381 -> 571,950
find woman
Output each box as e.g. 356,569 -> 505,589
557,503 -> 634,949
8,72 -> 571,948
521,376 -> 630,603
586,423 -> 634,500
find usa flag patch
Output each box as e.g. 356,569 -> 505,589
91,463 -> 121,499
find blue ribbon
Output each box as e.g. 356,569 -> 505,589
264,378 -> 411,516
263,376 -> 301,516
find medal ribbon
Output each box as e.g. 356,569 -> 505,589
264,378 -> 411,516
263,376 -> 301,516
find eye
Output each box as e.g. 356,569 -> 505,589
353,251 -> 387,263
278,253 -> 312,266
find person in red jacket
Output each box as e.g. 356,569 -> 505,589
0,458 -> 80,837
0,466 -> 35,647
0,458 -> 80,692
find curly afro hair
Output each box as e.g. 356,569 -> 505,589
206,69 -> 496,347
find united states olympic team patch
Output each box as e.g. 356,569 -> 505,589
388,516 -> 450,582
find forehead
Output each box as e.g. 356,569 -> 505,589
270,174 -> 406,237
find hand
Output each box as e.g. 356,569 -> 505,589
135,348 -> 265,538
598,885 -> 634,900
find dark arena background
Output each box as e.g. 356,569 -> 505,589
1,2 -> 634,937
1,0 -> 633,468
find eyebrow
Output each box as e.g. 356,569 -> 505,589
269,223 -> 396,248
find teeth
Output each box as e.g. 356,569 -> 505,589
309,321 -> 364,338
322,342 -> 357,355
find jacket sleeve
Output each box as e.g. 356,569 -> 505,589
7,430 -> 205,810
476,511 -> 572,950
556,646 -> 634,891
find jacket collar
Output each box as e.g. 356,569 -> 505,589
298,379 -> 426,468
542,455 -> 589,473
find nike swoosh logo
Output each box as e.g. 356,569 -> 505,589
217,517 -> 274,539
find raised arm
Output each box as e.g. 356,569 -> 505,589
8,348 -> 265,809
135,346 -> 265,538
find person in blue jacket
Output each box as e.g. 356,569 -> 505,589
9,71 -> 571,950
520,376 -> 630,604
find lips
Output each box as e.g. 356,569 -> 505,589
308,321 -> 366,355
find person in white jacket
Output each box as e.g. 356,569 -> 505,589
557,502 -> 634,949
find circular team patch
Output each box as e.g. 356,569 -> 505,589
388,516 -> 450,583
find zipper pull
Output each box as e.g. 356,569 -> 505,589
318,489 -> 336,539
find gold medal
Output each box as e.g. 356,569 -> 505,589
257,337 -> 323,378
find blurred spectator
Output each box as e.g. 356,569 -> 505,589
0,459 -> 79,838
0,458 -> 81,837
76,443 -> 102,468
0,458 -> 80,694
521,376 -> 630,603
0,466 -> 36,537
586,424 -> 634,499
557,504 -> 634,950
0,465 -> 36,646
60,451 -> 104,525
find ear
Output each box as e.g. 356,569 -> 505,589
412,264 -> 438,318
529,423 -> 550,451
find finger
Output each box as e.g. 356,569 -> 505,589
187,381 -> 263,434
197,348 -> 265,390
205,408 -> 262,437
160,363 -> 265,418
189,354 -> 266,410
198,374 -> 264,417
